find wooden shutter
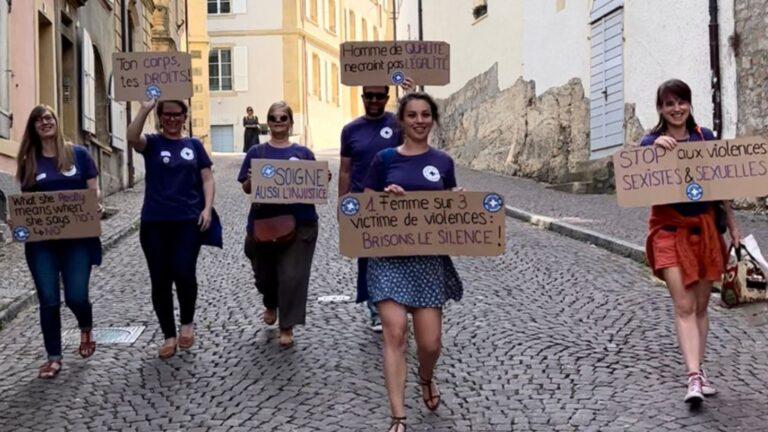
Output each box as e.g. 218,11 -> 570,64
589,6 -> 624,159
81,29 -> 96,134
109,76 -> 127,151
233,46 -> 249,92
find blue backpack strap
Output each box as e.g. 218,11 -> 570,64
380,147 -> 397,169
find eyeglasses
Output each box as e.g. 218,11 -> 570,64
268,115 -> 290,123
362,92 -> 388,101
35,115 -> 56,125
161,112 -> 185,119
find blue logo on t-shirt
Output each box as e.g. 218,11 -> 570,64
261,164 -> 276,178
483,193 -> 504,213
390,71 -> 406,85
12,226 -> 30,242
686,182 -> 703,201
146,85 -> 162,100
340,197 -> 360,216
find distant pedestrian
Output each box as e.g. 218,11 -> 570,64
239,101 -> 319,347
642,79 -> 741,404
243,106 -> 261,153
339,78 -> 414,333
11,105 -> 102,378
127,99 -> 221,359
364,93 -> 463,432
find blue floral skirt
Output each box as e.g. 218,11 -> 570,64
367,256 -> 463,308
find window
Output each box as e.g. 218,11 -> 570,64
472,0 -> 487,20
312,54 -> 321,97
331,64 -> 339,105
361,18 -> 368,41
309,0 -> 318,22
209,48 -> 233,91
208,0 -> 231,14
349,11 -> 356,40
211,125 -> 235,153
328,0 -> 337,33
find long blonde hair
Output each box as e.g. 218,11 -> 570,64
15,105 -> 74,189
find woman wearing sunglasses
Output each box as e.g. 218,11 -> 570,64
127,99 -> 219,359
11,105 -> 101,378
238,101 -> 320,347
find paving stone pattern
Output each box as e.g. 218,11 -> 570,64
0,155 -> 766,431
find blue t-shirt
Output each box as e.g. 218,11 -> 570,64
340,113 -> 401,192
238,143 -> 319,231
365,147 -> 457,192
139,134 -> 213,221
23,145 -> 99,193
640,126 -> 716,217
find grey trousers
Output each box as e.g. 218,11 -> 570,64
244,222 -> 318,329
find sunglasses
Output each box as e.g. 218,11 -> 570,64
362,92 -> 388,101
268,115 -> 290,123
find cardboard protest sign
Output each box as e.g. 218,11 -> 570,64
613,136 -> 768,207
250,159 -> 330,204
340,41 -> 450,86
338,191 -> 506,257
7,189 -> 101,242
112,52 -> 192,101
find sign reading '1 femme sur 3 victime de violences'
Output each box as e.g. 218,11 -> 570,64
613,136 -> 768,207
338,191 -> 506,258
112,52 -> 193,101
250,159 -> 330,204
340,41 -> 450,86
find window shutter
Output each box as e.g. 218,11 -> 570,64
81,30 -> 96,134
232,0 -> 247,14
233,46 -> 249,92
0,0 -> 11,138
109,76 -> 127,151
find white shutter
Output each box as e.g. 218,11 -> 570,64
109,76 -> 127,151
589,8 -> 624,159
232,0 -> 247,14
233,46 -> 249,92
81,30 -> 96,134
0,0 -> 11,138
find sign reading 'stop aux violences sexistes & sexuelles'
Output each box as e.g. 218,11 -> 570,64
613,136 -> 768,207
340,41 -> 450,86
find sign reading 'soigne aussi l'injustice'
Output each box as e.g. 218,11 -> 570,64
613,136 -> 768,207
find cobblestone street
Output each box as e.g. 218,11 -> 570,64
0,154 -> 767,432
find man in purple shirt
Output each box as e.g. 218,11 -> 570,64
339,80 -> 413,332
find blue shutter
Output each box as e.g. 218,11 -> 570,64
589,5 -> 624,159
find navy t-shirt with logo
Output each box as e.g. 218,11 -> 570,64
139,134 -> 213,221
364,147 -> 457,192
23,145 -> 99,193
340,113 -> 401,192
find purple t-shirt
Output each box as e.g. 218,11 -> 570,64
365,147 -> 457,192
340,113 -> 401,192
139,134 -> 213,221
237,143 -> 319,230
22,145 -> 98,192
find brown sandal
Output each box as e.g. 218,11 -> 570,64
178,330 -> 195,350
38,360 -> 62,379
263,308 -> 277,326
158,340 -> 177,359
419,374 -> 441,411
78,330 -> 96,358
387,416 -> 406,432
279,328 -> 294,347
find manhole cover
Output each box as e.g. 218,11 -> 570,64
62,326 -> 145,345
317,295 -> 351,304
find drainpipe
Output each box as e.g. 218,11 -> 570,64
121,0 -> 135,188
708,0 -> 723,138
184,0 -> 192,138
299,1 -> 310,146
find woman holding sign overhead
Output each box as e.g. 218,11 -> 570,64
11,105 -> 102,378
364,93 -> 463,432
641,79 -> 741,405
239,101 -> 319,347
127,99 -> 220,359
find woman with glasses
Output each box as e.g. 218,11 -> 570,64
10,105 -> 102,378
127,99 -> 219,359
239,101 -> 319,347
243,106 -> 261,153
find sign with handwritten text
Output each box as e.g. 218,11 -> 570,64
338,191 -> 506,257
613,136 -> 768,207
7,189 -> 101,242
340,41 -> 450,86
112,52 -> 193,101
250,159 -> 329,204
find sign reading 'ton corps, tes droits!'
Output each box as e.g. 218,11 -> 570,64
112,52 -> 193,101
338,191 -> 506,258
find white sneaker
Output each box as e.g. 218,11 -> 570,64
700,369 -> 717,396
684,373 -> 704,404
370,317 -> 383,333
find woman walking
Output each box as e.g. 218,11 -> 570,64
642,79 -> 740,404
243,106 -> 261,153
127,99 -> 219,359
364,93 -> 463,432
239,101 -> 319,347
12,105 -> 101,378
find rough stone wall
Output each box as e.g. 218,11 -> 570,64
432,64 -> 590,185
734,1 -> 768,136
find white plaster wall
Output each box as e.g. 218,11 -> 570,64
419,0 -> 524,98
718,0 -> 737,139
395,0 -> 420,41
624,0 -> 713,133
207,0 -> 283,32
521,0 -> 591,95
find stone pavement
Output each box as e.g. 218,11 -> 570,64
0,154 -> 766,431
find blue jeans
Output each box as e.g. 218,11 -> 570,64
25,240 -> 94,361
